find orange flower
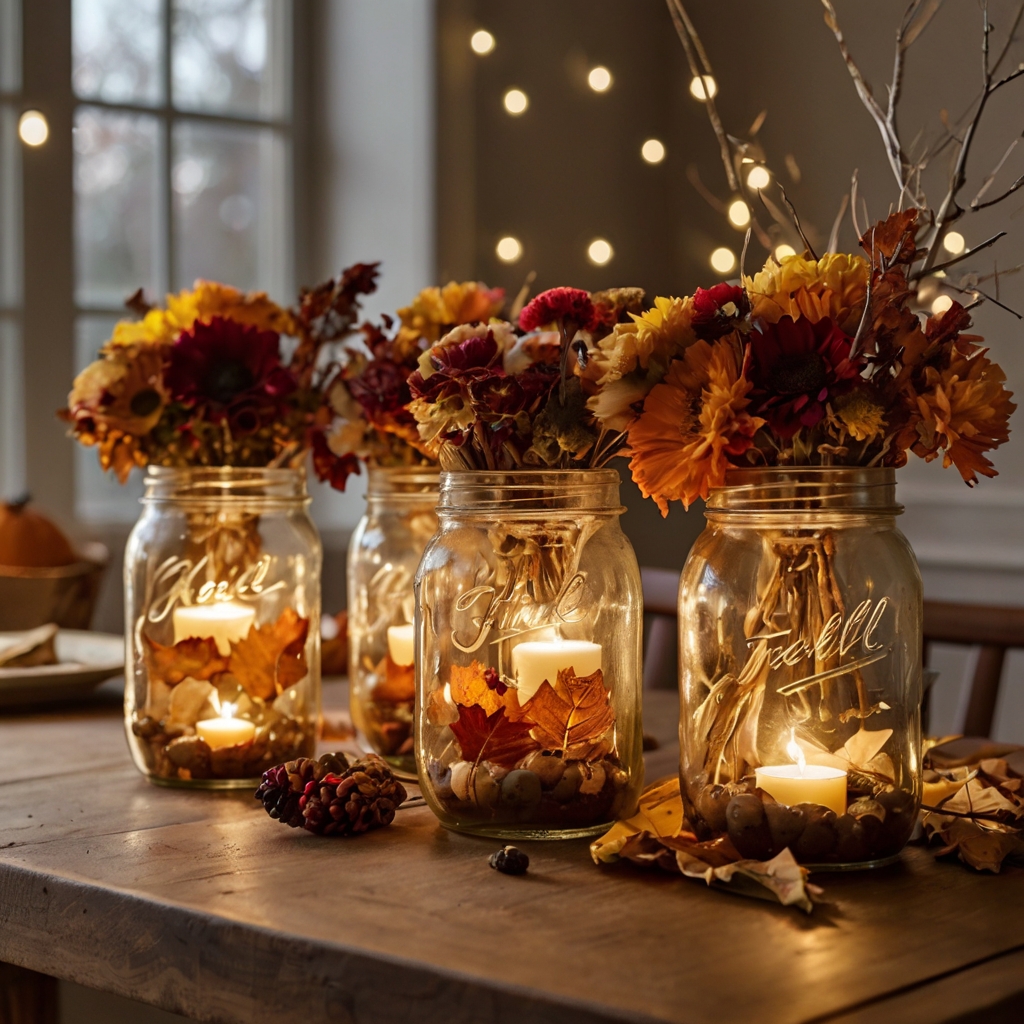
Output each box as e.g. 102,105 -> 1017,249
396,281 -> 505,355
627,336 -> 764,514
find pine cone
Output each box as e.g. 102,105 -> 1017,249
255,753 -> 350,828
300,754 -> 407,836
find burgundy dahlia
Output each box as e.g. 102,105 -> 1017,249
518,287 -> 595,333
692,283 -> 746,340
746,316 -> 861,438
347,359 -> 411,420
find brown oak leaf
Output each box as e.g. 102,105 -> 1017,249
933,818 -> 1024,873
229,608 -> 309,700
520,667 -> 615,759
449,704 -> 539,769
860,208 -> 918,266
144,635 -> 230,687
371,654 -> 415,704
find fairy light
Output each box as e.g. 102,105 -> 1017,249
496,236 -> 523,263
503,88 -> 528,115
710,247 -> 736,274
689,74 -> 718,100
587,238 -> 614,265
774,243 -> 797,260
746,165 -> 770,190
931,295 -> 953,315
18,110 -> 48,147
641,138 -> 666,164
587,66 -> 612,92
727,199 -> 751,228
942,231 -> 966,255
470,29 -> 495,55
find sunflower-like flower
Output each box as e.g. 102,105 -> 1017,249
396,281 -> 505,352
627,337 -> 764,514
746,253 -> 869,334
834,389 -> 887,442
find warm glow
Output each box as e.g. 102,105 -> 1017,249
774,243 -> 797,261
470,29 -> 495,55
587,66 -> 612,92
221,701 -> 237,720
710,247 -> 736,274
641,138 -> 666,164
931,294 -> 953,315
689,74 -> 718,100
746,165 -> 770,190
18,110 -> 49,147
503,88 -> 528,115
786,730 -> 806,774
942,231 -> 966,255
727,199 -> 751,228
496,235 -> 522,263
587,238 -> 614,265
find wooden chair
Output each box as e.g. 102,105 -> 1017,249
641,567 -> 1024,737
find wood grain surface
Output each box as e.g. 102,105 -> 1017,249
1,681 -> 1023,1024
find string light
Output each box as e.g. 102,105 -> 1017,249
18,110 -> 48,147
727,199 -> 751,228
496,236 -> 523,263
587,66 -> 612,92
641,138 -> 666,164
503,89 -> 528,115
710,247 -> 736,274
942,231 -> 966,255
931,295 -> 953,315
587,238 -> 614,265
689,75 -> 718,100
470,29 -> 495,55
746,165 -> 770,190
774,243 -> 797,261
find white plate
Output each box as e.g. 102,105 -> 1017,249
0,630 -> 124,707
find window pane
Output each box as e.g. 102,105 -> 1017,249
0,104 -> 20,308
73,0 -> 164,106
173,119 -> 285,293
172,0 -> 288,118
0,0 -> 20,93
75,106 -> 162,309
0,316 -> 25,499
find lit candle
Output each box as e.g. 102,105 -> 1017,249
511,639 -> 603,701
387,623 -> 415,667
755,733 -> 847,816
196,703 -> 255,750
173,600 -> 256,656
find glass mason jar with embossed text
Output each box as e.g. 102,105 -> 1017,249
415,469 -> 644,840
678,468 -> 923,869
347,467 -> 439,775
124,467 -> 321,788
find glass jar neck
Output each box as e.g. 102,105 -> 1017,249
365,466 -> 440,507
438,469 -> 624,517
706,467 -> 901,516
142,466 -> 310,510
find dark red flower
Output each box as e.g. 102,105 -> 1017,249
165,317 -> 295,419
692,283 -> 746,340
746,316 -> 862,438
483,666 -> 508,696
311,430 -> 361,491
347,359 -> 411,420
519,287 -> 595,333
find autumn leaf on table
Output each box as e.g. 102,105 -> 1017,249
929,818 -> 1024,873
520,667 -> 615,759
229,608 -> 309,700
371,655 -> 415,703
449,704 -> 539,769
144,635 -> 230,686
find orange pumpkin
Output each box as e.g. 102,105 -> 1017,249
0,496 -> 78,568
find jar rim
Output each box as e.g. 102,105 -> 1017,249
438,468 -> 624,516
707,466 -> 902,514
142,465 -> 310,507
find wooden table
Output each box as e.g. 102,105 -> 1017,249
2,682 -> 1024,1024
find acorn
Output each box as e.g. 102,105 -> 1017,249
725,794 -> 773,860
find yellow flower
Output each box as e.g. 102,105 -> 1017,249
396,281 -> 504,355
835,391 -> 887,442
746,253 -> 869,334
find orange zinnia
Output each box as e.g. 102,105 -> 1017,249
627,336 -> 764,514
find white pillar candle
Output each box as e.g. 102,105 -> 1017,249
173,601 -> 256,656
511,639 -> 603,701
196,704 -> 255,750
755,734 -> 847,816
387,623 -> 415,667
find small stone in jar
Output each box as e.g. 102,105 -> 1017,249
725,794 -> 773,860
165,735 -> 212,778
791,804 -> 838,861
450,761 -> 473,802
694,782 -> 731,834
427,759 -> 453,801
489,845 -> 529,875
578,762 -> 607,796
764,800 -> 806,853
519,750 -> 565,788
550,764 -> 582,802
473,766 -> 502,809
848,796 -> 886,822
500,769 -> 542,815
834,814 -> 868,863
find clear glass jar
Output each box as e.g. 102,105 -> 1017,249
347,467 -> 439,774
678,467 -> 923,869
415,469 -> 644,839
124,467 -> 321,788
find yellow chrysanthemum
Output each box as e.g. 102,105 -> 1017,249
396,281 -> 505,351
835,391 -> 887,442
746,253 -> 869,334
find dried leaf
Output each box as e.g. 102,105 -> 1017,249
371,655 -> 415,703
677,847 -> 820,913
426,684 -> 459,727
591,776 -> 684,862
449,661 -> 506,716
144,635 -> 230,687
229,608 -> 309,701
933,819 -> 1024,873
449,704 -> 539,769
860,209 -> 919,265
520,667 -> 615,759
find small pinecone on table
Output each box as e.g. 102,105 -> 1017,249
255,753 -> 349,828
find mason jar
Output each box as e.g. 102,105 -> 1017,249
415,469 -> 644,839
678,467 -> 922,869
347,466 -> 439,774
124,467 -> 321,788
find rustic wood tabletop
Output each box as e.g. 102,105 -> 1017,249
1,680 -> 1023,1024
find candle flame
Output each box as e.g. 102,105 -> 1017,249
786,729 -> 806,775
221,702 -> 237,720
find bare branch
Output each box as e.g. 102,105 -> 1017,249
942,279 -> 1023,319
850,169 -> 864,238
919,231 -> 1007,278
827,192 -> 850,253
778,184 -> 817,259
739,227 -> 752,283
972,167 -> 1024,210
970,135 -> 1022,206
849,229 -> 875,361
685,163 -> 728,214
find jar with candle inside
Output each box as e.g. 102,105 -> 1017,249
124,467 -> 322,788
347,466 -> 439,774
415,469 -> 644,839
678,468 -> 923,869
